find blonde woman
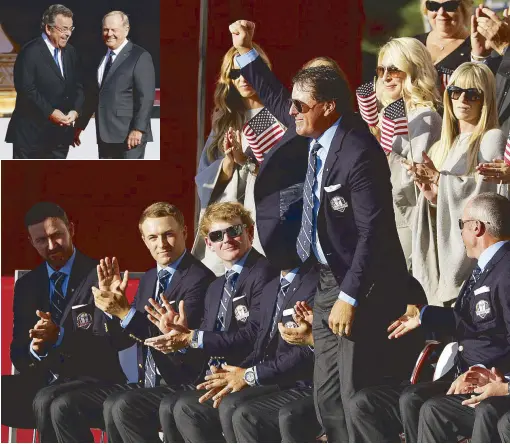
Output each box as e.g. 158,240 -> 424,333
407,62 -> 507,305
375,37 -> 442,268
194,44 -> 284,275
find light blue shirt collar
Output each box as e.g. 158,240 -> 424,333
310,117 -> 342,152
46,247 -> 76,278
226,248 -> 251,276
156,249 -> 186,276
281,267 -> 299,284
478,241 -> 508,271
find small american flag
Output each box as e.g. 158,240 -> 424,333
380,98 -> 408,154
437,66 -> 454,92
243,108 -> 284,163
356,81 -> 379,127
505,135 -> 510,165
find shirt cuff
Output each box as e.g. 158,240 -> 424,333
120,307 -> 136,328
197,330 -> 204,349
104,312 -> 113,319
30,340 -> 48,361
338,291 -> 358,307
419,305 -> 428,325
470,53 -> 490,64
235,48 -> 259,68
251,365 -> 260,386
308,345 -> 315,352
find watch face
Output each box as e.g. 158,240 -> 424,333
245,370 -> 255,383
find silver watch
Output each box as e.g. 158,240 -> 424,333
243,368 -> 256,386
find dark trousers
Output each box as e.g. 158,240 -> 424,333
104,383 -> 195,443
498,410 -> 510,442
349,379 -> 453,443
232,387 -> 318,443
419,394 -> 510,442
312,268 -> 409,443
98,140 -> 146,159
172,386 -> 278,443
50,381 -> 141,443
1,374 -> 100,443
13,143 -> 69,159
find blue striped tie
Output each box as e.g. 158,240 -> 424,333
270,277 -> 291,340
296,142 -> 321,261
215,269 -> 238,331
144,268 -> 172,388
53,48 -> 61,73
50,271 -> 67,325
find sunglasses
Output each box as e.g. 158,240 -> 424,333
458,219 -> 491,230
447,86 -> 483,102
229,69 -> 242,80
376,65 -> 404,79
208,223 -> 246,243
288,98 -> 323,114
425,0 -> 460,12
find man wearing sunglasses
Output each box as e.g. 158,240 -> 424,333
348,192 -> 510,443
5,4 -> 84,159
229,20 -> 419,442
46,202 -> 216,443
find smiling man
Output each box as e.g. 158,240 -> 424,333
230,20 -> 420,442
75,10 -> 155,159
6,4 -> 84,159
46,202 -> 215,443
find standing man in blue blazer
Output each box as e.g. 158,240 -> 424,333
230,20 -> 417,441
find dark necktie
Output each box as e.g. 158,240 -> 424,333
296,142 -> 321,262
458,265 -> 483,313
269,277 -> 291,340
215,269 -> 238,332
50,271 -> 67,325
53,48 -> 61,74
101,52 -> 114,86
144,268 -> 172,388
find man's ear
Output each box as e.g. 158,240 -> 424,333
68,222 -> 75,238
323,100 -> 337,116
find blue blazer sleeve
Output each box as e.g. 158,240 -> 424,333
420,305 -> 456,335
240,55 -> 293,128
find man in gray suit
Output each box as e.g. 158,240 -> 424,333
75,11 -> 155,159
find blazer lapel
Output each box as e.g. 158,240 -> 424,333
259,278 -> 281,344
102,41 -> 132,87
473,243 -> 510,290
61,252 -> 92,322
164,254 -> 191,304
207,278 -> 225,331
38,38 -> 64,82
320,117 -> 350,191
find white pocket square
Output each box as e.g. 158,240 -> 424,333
474,286 -> 490,296
282,308 -> 295,316
233,294 -> 247,302
324,184 -> 342,192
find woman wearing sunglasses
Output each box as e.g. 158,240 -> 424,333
415,0 -> 473,91
407,62 -> 508,306
374,37 -> 442,269
194,43 -> 285,275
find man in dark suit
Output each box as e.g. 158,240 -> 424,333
348,192 -> 510,443
5,4 -> 84,159
48,202 -> 215,443
1,202 -> 126,442
230,20 -> 416,441
75,10 -> 155,159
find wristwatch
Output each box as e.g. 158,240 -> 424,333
242,157 -> 257,174
243,367 -> 257,386
190,330 -> 200,348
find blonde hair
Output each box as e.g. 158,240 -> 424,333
199,202 -> 254,238
420,0 -> 473,29
432,62 -> 498,174
207,43 -> 271,163
102,10 -> 129,28
139,202 -> 185,234
377,37 -> 440,110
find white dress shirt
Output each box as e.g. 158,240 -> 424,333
42,33 -> 64,77
97,38 -> 129,85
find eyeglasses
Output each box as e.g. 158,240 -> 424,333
447,86 -> 483,102
50,25 -> 75,33
458,219 -> 491,230
376,65 -> 404,79
425,0 -> 461,12
229,69 -> 242,80
208,223 -> 246,243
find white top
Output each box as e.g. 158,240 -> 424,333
42,33 -> 64,77
97,38 -> 129,85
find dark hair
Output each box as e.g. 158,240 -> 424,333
292,66 -> 353,114
25,202 -> 69,228
41,4 -> 73,31
139,202 -> 185,234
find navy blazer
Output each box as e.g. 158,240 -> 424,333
422,243 -> 510,373
113,250 -> 215,385
242,56 -> 410,314
241,263 -> 319,387
200,249 -> 277,362
10,250 -> 126,383
6,36 -> 84,147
